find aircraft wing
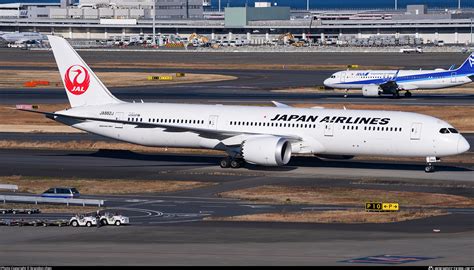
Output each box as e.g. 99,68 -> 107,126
16,107 -> 302,144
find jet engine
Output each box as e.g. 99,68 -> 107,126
362,84 -> 381,97
241,136 -> 292,166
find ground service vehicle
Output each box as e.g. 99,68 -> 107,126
69,215 -> 97,227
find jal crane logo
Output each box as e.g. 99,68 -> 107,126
64,65 -> 90,95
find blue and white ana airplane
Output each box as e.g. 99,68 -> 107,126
17,36 -> 470,173
1,31 -> 46,44
324,53 -> 474,97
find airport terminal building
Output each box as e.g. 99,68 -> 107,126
0,0 -> 473,44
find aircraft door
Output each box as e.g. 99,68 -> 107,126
340,72 -> 346,82
115,112 -> 124,129
451,72 -> 457,83
208,115 -> 218,130
324,123 -> 334,137
410,122 -> 422,140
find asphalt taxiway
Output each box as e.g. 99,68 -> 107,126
0,158 -> 473,266
0,49 -> 470,69
0,146 -> 472,265
2,82 -> 473,106
0,148 -> 472,183
1,50 -> 473,106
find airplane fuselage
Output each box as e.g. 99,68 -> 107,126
324,69 -> 473,90
56,103 -> 469,158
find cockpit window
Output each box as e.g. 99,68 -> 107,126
448,128 -> 458,133
331,75 -> 336,78
439,128 -> 450,134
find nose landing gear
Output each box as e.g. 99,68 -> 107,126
425,164 -> 435,173
425,156 -> 440,173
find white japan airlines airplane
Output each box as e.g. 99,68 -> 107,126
17,36 -> 470,173
323,53 -> 474,97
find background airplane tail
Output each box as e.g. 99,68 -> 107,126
456,52 -> 474,74
48,35 -> 122,107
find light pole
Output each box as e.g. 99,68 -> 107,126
458,0 -> 461,10
219,0 -> 221,12
471,18 -> 473,45
395,0 -> 397,10
152,0 -> 156,46
307,0 -> 309,11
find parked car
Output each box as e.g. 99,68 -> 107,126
41,187 -> 80,198
69,215 -> 97,227
99,212 -> 130,226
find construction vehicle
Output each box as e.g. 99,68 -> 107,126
277,32 -> 295,45
277,32 -> 308,47
291,40 -> 309,47
188,33 -> 210,47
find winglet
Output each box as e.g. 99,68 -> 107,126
271,101 -> 291,108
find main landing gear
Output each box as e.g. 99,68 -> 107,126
391,90 -> 412,98
220,157 -> 245,169
425,156 -> 440,173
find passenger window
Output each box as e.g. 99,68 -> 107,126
448,128 -> 458,134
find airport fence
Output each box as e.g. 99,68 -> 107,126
0,195 -> 104,207
0,184 -> 18,192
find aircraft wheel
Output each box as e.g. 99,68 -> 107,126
425,165 -> 435,173
219,158 -> 231,168
404,91 -> 412,97
230,159 -> 242,169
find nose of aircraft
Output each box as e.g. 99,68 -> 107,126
457,136 -> 470,154
323,78 -> 330,87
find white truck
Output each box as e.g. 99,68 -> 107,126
69,215 -> 97,227
99,213 -> 130,226
400,46 -> 423,53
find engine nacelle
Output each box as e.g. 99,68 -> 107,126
241,136 -> 292,166
362,84 -> 381,97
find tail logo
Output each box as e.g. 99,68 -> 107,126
469,55 -> 474,68
64,65 -> 90,95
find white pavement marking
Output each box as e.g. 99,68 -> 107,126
241,205 -> 274,209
